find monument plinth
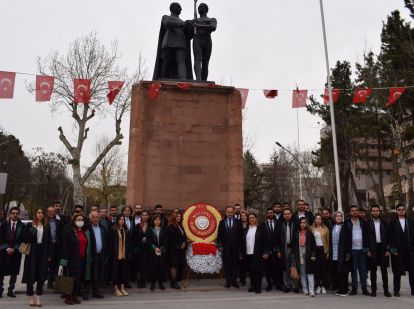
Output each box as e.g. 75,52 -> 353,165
126,81 -> 243,211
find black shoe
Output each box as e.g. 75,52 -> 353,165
384,291 -> 392,297
225,283 -> 231,288
150,283 -> 155,291
159,283 -> 166,290
362,289 -> 370,296
394,292 -> 400,297
255,290 -> 261,294
47,283 -> 54,289
92,294 -> 104,299
371,291 -> 376,297
411,291 -> 414,296
82,294 -> 90,301
248,287 -> 255,292
7,292 -> 16,298
170,281 -> 181,290
349,289 -> 357,296
293,288 -> 299,294
283,288 -> 291,293
125,282 -> 132,288
276,286 -> 283,291
266,285 -> 272,291
233,283 -> 240,288
240,282 -> 246,286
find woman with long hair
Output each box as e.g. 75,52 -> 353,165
292,217 -> 316,297
329,211 -> 351,297
311,214 -> 330,294
134,210 -> 150,288
239,210 -> 249,286
22,208 -> 51,307
59,213 -> 92,305
147,214 -> 168,291
109,215 -> 130,297
167,210 -> 187,289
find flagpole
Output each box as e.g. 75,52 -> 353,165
319,0 -> 343,213
296,108 -> 303,199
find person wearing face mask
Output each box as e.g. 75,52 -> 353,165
59,214 -> 92,305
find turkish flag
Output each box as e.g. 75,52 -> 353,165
35,75 -> 54,102
148,82 -> 162,100
292,89 -> 308,108
353,88 -> 372,104
177,83 -> 192,90
73,79 -> 91,104
263,89 -> 278,99
0,71 -> 16,99
385,87 -> 406,107
323,88 -> 341,105
107,81 -> 124,105
237,88 -> 249,109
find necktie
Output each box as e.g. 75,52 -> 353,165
10,222 -> 16,245
229,219 -> 232,229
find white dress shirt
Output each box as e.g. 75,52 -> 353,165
373,219 -> 381,243
399,218 -> 406,232
246,225 -> 257,255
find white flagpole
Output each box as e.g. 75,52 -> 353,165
319,0 -> 343,212
296,108 -> 303,199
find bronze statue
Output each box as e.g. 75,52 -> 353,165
153,2 -> 194,80
193,3 -> 217,81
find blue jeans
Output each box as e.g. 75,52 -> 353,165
351,249 -> 367,290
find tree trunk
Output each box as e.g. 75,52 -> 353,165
72,164 -> 84,206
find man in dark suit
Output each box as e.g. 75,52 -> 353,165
292,199 -> 314,226
234,204 -> 242,221
46,206 -> 64,289
367,205 -> 391,297
109,206 -> 118,225
217,206 -> 242,288
84,211 -> 107,299
0,206 -> 25,298
54,200 -> 69,227
261,207 -> 280,291
272,202 -> 284,223
321,208 -> 334,231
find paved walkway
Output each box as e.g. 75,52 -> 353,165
1,277 -> 414,309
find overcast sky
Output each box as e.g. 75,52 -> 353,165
0,0 -> 410,166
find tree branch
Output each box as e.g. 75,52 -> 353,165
58,127 -> 75,157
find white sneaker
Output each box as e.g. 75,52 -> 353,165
367,279 -> 371,287
316,286 -> 321,294
321,287 -> 327,294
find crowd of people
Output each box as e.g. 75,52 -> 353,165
0,200 -> 413,306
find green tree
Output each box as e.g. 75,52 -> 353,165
243,150 -> 264,216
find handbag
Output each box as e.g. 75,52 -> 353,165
55,275 -> 75,295
18,242 -> 31,255
290,261 -> 300,280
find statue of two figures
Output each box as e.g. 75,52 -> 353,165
153,2 -> 217,82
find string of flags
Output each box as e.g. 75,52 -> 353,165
0,70 -> 409,109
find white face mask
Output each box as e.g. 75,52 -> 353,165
75,221 -> 84,228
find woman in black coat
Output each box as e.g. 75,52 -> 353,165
240,212 -> 269,294
59,213 -> 92,305
389,205 -> 414,296
133,210 -> 150,288
167,210 -> 187,289
328,211 -> 351,296
292,217 -> 317,297
109,215 -> 131,297
239,211 -> 249,286
22,208 -> 51,307
147,214 -> 168,291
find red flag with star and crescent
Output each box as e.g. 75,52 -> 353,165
353,88 -> 372,104
107,81 -> 124,105
323,88 -> 341,105
263,89 -> 278,99
74,79 -> 91,104
237,88 -> 249,109
148,82 -> 162,100
36,75 -> 54,102
385,87 -> 406,107
292,89 -> 308,108
0,71 -> 16,99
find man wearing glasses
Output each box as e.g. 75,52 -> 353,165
389,204 -> 414,297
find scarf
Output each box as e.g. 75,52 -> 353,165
299,230 -> 306,247
117,228 -> 126,260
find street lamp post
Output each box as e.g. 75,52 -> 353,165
275,141 -> 303,199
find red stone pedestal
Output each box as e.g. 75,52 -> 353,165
126,81 -> 243,211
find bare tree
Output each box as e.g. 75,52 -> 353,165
85,136 -> 127,207
37,32 -> 146,204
